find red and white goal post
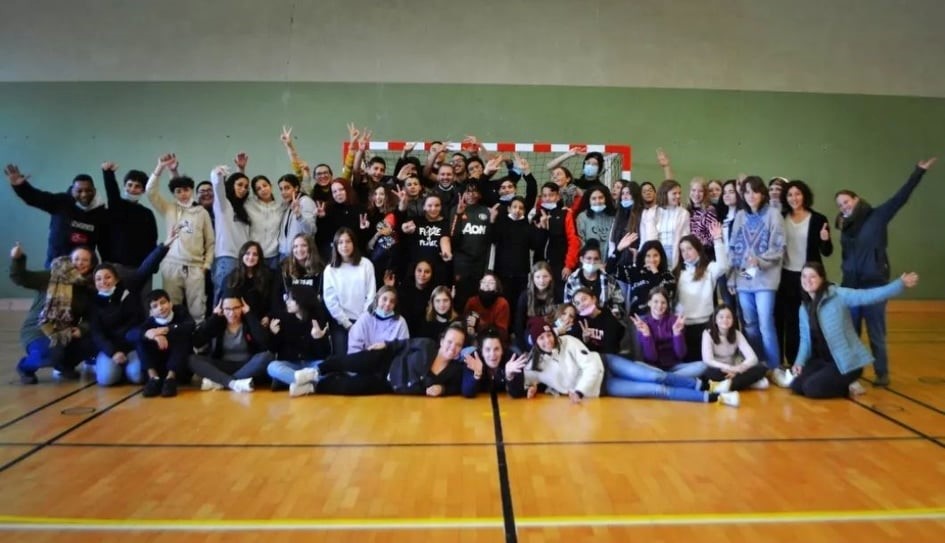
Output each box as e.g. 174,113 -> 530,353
343,141 -> 633,187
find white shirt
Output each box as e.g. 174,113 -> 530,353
783,213 -> 811,272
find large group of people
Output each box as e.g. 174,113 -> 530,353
4,125 -> 933,405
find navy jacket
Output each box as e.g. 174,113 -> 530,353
839,166 -> 926,287
13,181 -> 109,266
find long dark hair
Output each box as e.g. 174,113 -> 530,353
800,261 -> 830,303
225,173 -> 252,225
227,241 -> 270,296
708,304 -> 738,345
673,235 -> 709,282
329,227 -> 362,267
634,240 -> 669,272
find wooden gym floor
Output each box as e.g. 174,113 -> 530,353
0,303 -> 944,542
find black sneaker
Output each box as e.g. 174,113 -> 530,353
17,368 -> 38,385
54,366 -> 81,380
161,377 -> 178,397
143,377 -> 163,397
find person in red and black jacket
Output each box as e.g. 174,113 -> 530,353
460,327 -> 528,398
6,164 -> 109,267
530,182 -> 580,302
188,294 -> 273,393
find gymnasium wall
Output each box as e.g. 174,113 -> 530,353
1,0 -> 943,298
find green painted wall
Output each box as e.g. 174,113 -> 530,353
1,82 -> 943,298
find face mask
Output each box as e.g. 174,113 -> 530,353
684,257 -> 699,268
583,164 -> 599,178
508,212 -> 523,221
499,193 -> 515,202
374,308 -> 395,319
582,262 -> 598,275
124,192 -> 142,203
541,202 -> 557,210
590,204 -> 606,213
620,199 -> 633,208
578,305 -> 596,317
154,311 -> 174,325
98,287 -> 116,297
553,319 -> 567,330
478,290 -> 498,307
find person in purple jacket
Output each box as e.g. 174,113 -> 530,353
346,287 -> 410,354
629,287 -> 706,378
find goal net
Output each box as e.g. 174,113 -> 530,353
343,141 -> 633,187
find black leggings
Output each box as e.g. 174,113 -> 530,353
703,365 -> 768,391
315,349 -> 395,396
790,357 -> 862,399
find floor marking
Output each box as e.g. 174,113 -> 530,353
2,507 -> 945,532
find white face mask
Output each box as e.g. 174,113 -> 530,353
124,192 -> 142,203
582,262 -> 598,275
154,311 -> 173,325
541,202 -> 557,210
98,287 -> 116,297
499,194 -> 515,202
508,212 -> 523,221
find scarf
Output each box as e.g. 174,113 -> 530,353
39,257 -> 87,346
836,199 -> 872,234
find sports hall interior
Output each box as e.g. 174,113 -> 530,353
1,0 -> 945,541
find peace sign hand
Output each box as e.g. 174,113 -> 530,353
280,125 -> 293,146
630,314 -> 651,336
359,213 -> 370,230
315,201 -> 327,218
672,314 -> 686,335
578,319 -> 592,341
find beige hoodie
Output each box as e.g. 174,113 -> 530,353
146,174 -> 215,269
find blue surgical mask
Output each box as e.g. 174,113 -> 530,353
374,308 -> 395,319
124,192 -> 142,203
583,164 -> 599,178
541,202 -> 557,210
98,287 -> 116,297
590,204 -> 606,213
620,199 -> 633,208
499,193 -> 515,202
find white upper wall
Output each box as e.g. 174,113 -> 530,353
1,0 -> 944,97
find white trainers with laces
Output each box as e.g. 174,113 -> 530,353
749,377 -> 770,390
201,378 -> 224,391
294,367 -> 320,385
229,378 -> 254,393
718,391 -> 740,407
289,382 -> 315,397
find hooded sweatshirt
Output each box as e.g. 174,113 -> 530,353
146,174 -> 215,269
246,195 -> 285,259
13,180 -> 109,266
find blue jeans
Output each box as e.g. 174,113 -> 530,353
95,351 -> 143,386
603,354 -> 706,402
849,301 -> 888,377
638,360 -> 707,378
17,336 -> 95,375
267,360 -> 322,385
211,256 -> 239,304
739,290 -> 780,369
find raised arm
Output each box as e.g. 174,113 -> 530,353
210,165 -> 233,221
656,148 -> 674,181
145,154 -> 177,215
545,146 -> 584,172
9,244 -> 50,291
6,164 -> 60,214
101,162 -> 122,207
873,158 -> 936,224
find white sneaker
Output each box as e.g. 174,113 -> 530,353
229,378 -> 254,393
849,381 -> 867,397
770,368 -> 795,388
289,382 -> 315,397
710,379 -> 732,394
201,378 -> 224,391
718,391 -> 740,407
294,367 -> 320,385
749,377 -> 770,390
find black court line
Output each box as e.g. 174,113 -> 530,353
490,390 -> 517,543
0,388 -> 142,475
0,381 -> 96,432
35,435 -> 926,450
849,397 -> 945,451
881,385 -> 945,418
